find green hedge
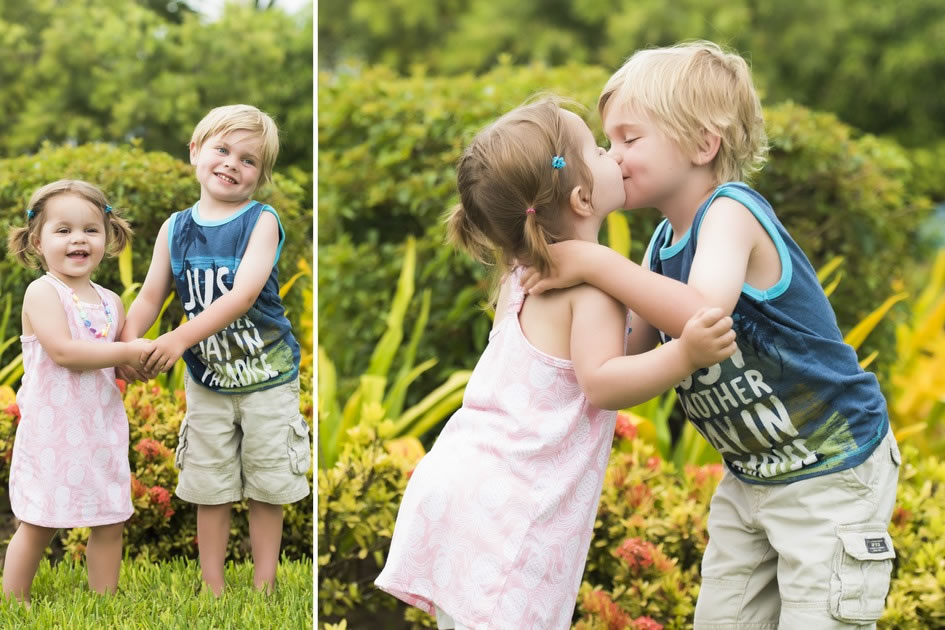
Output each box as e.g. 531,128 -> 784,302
318,63 -> 933,398
0,141 -> 313,370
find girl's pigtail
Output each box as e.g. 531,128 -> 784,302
522,210 -> 553,276
446,202 -> 494,265
105,210 -> 134,257
6,225 -> 39,269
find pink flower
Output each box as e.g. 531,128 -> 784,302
149,485 -> 173,518
616,537 -> 655,571
631,616 -> 663,630
614,413 -> 638,440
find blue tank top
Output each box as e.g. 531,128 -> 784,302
646,182 -> 888,484
168,201 -> 300,394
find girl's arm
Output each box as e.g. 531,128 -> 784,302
25,281 -> 152,371
522,199 -> 764,339
142,211 -> 280,373
120,218 -> 175,342
569,285 -> 735,411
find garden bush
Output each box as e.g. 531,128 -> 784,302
0,362 -> 314,563
317,417 -> 945,629
0,141 -> 313,371
319,63 -> 933,397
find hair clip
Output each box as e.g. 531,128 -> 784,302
105,204 -> 112,214
26,209 -> 35,220
551,156 -> 566,169
526,207 -> 536,215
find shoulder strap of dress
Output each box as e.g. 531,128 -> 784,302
506,267 -> 527,315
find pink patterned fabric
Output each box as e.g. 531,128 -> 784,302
9,274 -> 133,528
376,269 -> 620,629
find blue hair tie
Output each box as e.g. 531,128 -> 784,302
551,155 -> 566,169
26,209 -> 35,220
105,204 -> 112,214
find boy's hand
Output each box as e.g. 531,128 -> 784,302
520,240 -> 599,294
679,307 -> 737,370
143,331 -> 188,374
124,338 -> 156,372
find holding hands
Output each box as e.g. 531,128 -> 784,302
117,331 -> 186,382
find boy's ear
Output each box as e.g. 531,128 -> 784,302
693,129 -> 722,166
188,141 -> 199,165
568,185 -> 595,218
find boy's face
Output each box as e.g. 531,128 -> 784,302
602,104 -> 693,211
189,130 -> 264,207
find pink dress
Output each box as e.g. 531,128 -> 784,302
9,274 -> 133,528
375,270 -> 621,629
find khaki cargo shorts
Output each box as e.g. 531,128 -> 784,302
695,427 -> 900,630
174,375 -> 312,505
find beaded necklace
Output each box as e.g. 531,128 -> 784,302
45,272 -> 113,339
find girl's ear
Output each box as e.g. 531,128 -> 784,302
568,185 -> 594,218
693,129 -> 721,166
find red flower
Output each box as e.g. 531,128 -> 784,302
616,537 -> 655,571
134,438 -> 172,460
149,485 -> 172,510
614,413 -> 638,440
151,386 -> 160,396
5,403 -> 20,422
115,378 -> 127,394
631,616 -> 664,630
646,455 -> 661,471
892,506 -> 912,528
624,483 -> 652,508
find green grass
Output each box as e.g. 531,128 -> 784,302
0,556 -> 313,629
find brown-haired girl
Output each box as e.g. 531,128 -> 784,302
3,179 -> 153,605
375,98 -> 737,628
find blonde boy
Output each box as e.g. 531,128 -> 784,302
524,42 -> 898,628
120,104 -> 311,595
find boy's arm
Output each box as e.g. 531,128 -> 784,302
120,218 -> 175,342
569,285 -> 735,410
143,211 -> 280,373
25,282 -> 152,371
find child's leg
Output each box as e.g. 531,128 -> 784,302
767,429 -> 900,629
197,503 -> 232,596
2,522 -> 58,604
247,499 -> 283,592
694,472 -> 780,629
86,522 -> 124,594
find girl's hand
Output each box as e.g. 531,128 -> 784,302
125,338 -> 156,372
679,307 -> 737,370
116,364 -> 148,383
520,240 -> 598,294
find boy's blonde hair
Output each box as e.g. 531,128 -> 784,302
190,104 -> 280,186
6,179 -> 133,270
599,40 -> 767,183
446,97 -> 593,277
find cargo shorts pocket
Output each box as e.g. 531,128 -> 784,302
175,421 -> 190,470
287,417 -> 311,475
829,523 -> 896,623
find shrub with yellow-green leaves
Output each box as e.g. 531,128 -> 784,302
320,415 -> 945,629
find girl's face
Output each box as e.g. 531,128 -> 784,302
563,110 -> 626,215
34,193 -> 107,283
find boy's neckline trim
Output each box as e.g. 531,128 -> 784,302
191,200 -> 258,226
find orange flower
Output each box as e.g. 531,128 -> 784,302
581,589 -> 631,630
5,403 -> 20,422
131,476 -> 148,499
134,438 -> 172,460
115,378 -> 127,394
